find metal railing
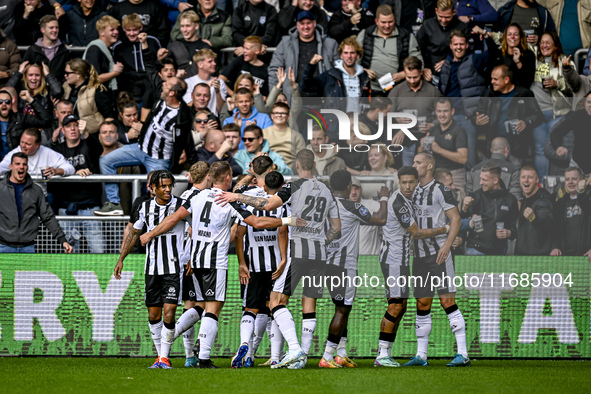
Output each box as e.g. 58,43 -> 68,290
18,45 -> 276,54
574,48 -> 588,72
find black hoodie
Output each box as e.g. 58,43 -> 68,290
515,187 -> 554,256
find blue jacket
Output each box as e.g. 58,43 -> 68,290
496,0 -> 556,36
454,0 -> 498,24
233,139 -> 293,176
222,107 -> 273,149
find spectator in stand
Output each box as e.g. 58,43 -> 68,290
263,101 -> 305,168
474,64 -> 543,166
48,99 -> 74,145
418,0 -> 469,81
268,10 -> 339,101
497,23 -> 536,88
358,96 -> 391,139
66,0 -> 108,46
496,0 -> 556,46
328,0 -> 375,43
0,30 -> 21,87
0,89 -> 52,156
98,119 -> 122,157
195,129 -> 242,175
232,0 -> 278,48
538,0 -> 591,57
530,31 -> 573,179
336,121 -> 371,175
302,125 -> 346,176
13,0 -> 55,46
0,152 -> 72,253
467,137 -> 522,200
222,88 -> 272,147
301,36 -> 370,118
113,15 -> 161,102
219,74 -> 266,124
454,0 -> 498,26
96,77 -> 193,215
233,124 -> 292,175
349,175 -> 382,255
0,0 -> 20,41
183,49 -> 228,116
83,15 -> 123,92
221,36 -> 269,97
439,27 -> 497,169
388,56 -> 442,166
418,98 -> 468,201
515,165 -> 554,255
23,15 -> 70,84
0,128 -> 76,196
114,92 -> 143,144
278,0 -> 329,37
62,58 -> 116,135
110,0 -> 170,47
166,11 -> 212,79
6,61 -> 63,114
170,0 -> 232,56
190,109 -> 217,151
357,5 -> 423,96
49,114 -> 104,254
362,144 -> 399,200
220,122 -> 240,156
550,166 -> 591,259
460,164 -> 518,255
434,167 -> 460,204
265,67 -> 302,132
563,54 -> 591,110
550,92 -> 591,176
140,42 -> 179,119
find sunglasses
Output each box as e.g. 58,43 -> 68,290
0,99 -> 10,105
242,137 -> 259,142
194,119 -> 208,124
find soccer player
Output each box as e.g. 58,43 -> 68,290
216,149 -> 342,369
175,161 -> 212,367
231,156 -> 289,368
375,166 -> 450,368
114,170 -> 186,369
319,170 -> 389,369
140,162 -> 302,368
404,153 -> 468,367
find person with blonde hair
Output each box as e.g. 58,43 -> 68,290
183,49 -> 227,116
361,144 -> 399,200
221,36 -> 269,97
62,58 -> 116,134
83,15 -> 123,91
167,10 -> 212,79
6,61 -> 62,113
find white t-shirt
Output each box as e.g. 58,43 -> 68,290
183,75 -> 228,116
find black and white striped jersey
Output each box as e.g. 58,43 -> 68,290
182,187 -> 252,269
277,177 -> 338,261
133,196 -> 186,275
179,186 -> 202,264
139,101 -> 178,160
237,185 -> 287,273
382,190 -> 416,266
412,179 -> 456,258
327,198 -> 372,270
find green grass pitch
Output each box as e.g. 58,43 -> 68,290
2,358 -> 590,393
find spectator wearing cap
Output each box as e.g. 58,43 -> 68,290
278,0 -> 329,37
349,176 -> 382,255
268,10 -> 339,102
0,152 -> 72,254
49,114 -> 104,254
356,5 -> 423,96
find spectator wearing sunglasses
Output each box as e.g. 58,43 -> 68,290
233,124 -> 292,175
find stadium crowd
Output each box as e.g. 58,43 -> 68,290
0,0 -> 590,259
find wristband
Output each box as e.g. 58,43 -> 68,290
445,224 -> 450,233
281,217 -> 292,226
380,196 -> 388,202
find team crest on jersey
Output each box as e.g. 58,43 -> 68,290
245,15 -> 251,21
175,128 -> 181,136
359,207 -> 369,216
444,186 -> 450,191
445,134 -> 452,140
205,289 -> 215,297
401,213 -> 410,223
260,16 -> 266,24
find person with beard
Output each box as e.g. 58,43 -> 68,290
113,14 -> 161,102
496,0 -> 556,46
23,15 -> 70,83
83,16 -> 124,92
328,0 -> 375,43
550,166 -> 591,261
65,0 -> 108,46
232,0 -> 278,48
515,165 -> 554,255
62,58 -> 116,135
0,152 -> 72,254
13,0 -> 55,46
166,11 -> 212,79
110,0 -> 170,47
460,164 -> 518,255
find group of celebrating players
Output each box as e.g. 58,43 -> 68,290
114,148 -> 470,369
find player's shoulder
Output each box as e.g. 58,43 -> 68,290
341,198 -> 372,219
391,191 -> 412,212
434,180 -> 451,194
242,185 -> 267,198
